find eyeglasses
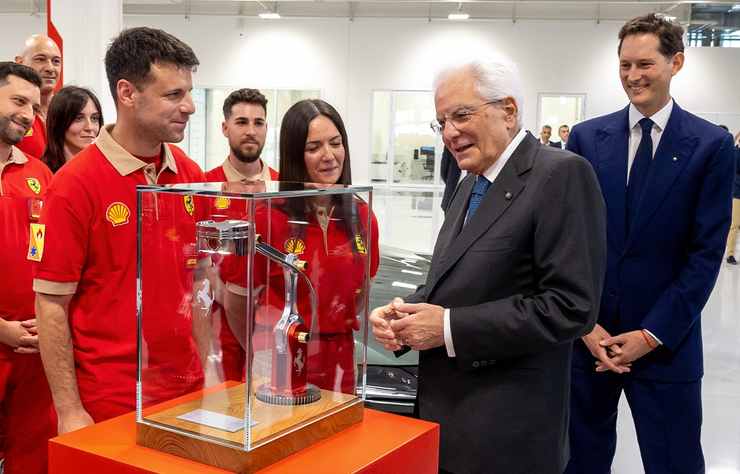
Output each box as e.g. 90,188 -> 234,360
430,100 -> 501,135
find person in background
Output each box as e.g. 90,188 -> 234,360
539,124 -> 553,145
0,62 -> 55,474
34,27 -> 205,435
14,34 -> 62,159
41,86 -> 103,173
440,146 -> 462,211
727,130 -> 740,265
565,14 -> 735,474
551,124 -> 570,149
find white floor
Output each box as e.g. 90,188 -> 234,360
611,262 -> 740,474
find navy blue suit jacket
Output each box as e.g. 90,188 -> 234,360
568,103 -> 735,382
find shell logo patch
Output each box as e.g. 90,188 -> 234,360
106,202 -> 130,227
183,195 -> 195,216
26,177 -> 41,195
24,128 -> 33,137
284,238 -> 306,255
214,196 -> 230,210
354,234 -> 367,254
27,223 -> 45,262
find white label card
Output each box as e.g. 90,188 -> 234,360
176,409 -> 257,433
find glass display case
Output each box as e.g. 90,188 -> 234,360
135,181 -> 373,472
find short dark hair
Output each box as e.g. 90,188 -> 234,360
542,125 -> 552,131
42,86 -> 104,173
104,27 -> 199,105
223,88 -> 268,119
559,124 -> 569,130
279,99 -> 352,185
618,14 -> 685,58
0,61 -> 42,89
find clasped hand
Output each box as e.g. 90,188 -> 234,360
0,318 -> 39,354
582,324 -> 656,374
369,298 -> 445,351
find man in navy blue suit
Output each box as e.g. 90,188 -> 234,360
565,14 -> 735,474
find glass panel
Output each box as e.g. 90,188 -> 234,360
137,183 -> 370,451
391,92 -> 438,185
370,91 -> 391,183
538,94 -> 586,143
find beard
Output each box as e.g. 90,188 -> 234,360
0,114 -> 29,146
230,140 -> 264,164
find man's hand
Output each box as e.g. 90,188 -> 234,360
595,330 -> 656,372
581,324 -> 629,374
369,298 -> 405,351
57,406 -> 94,435
389,302 -> 445,351
0,318 -> 38,353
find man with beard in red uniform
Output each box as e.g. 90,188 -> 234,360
0,62 -> 55,474
14,35 -> 62,159
34,27 -> 206,435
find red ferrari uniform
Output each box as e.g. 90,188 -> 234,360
205,158 -> 278,382
0,146 -> 55,474
16,115 -> 46,159
225,198 -> 379,394
33,125 -> 205,421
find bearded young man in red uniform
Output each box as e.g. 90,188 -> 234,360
205,88 -> 278,382
0,62 -> 55,474
14,34 -> 62,159
33,27 -> 206,435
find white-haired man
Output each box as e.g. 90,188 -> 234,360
369,57 -> 607,474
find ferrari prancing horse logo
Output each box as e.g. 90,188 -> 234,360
26,177 -> 41,195
183,195 -> 195,216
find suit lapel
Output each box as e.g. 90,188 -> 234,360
595,106 -> 629,253
426,134 -> 536,296
625,103 -> 697,249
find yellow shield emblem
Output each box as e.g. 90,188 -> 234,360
214,196 -> 230,210
354,234 -> 367,255
183,195 -> 195,216
27,223 -> 45,262
106,202 -> 130,227
26,177 -> 41,195
24,128 -> 33,137
284,238 -> 306,255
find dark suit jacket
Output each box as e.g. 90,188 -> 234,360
440,147 -> 461,211
733,145 -> 740,198
550,141 -> 566,149
406,133 -> 607,474
568,103 -> 735,382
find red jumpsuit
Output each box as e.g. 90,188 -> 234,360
0,146 -> 55,474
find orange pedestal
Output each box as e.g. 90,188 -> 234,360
49,408 -> 439,474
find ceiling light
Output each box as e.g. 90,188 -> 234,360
448,12 -> 470,20
259,12 -> 281,19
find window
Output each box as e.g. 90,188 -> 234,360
181,88 -> 320,171
537,94 -> 586,140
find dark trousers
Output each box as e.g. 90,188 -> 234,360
566,367 -> 704,474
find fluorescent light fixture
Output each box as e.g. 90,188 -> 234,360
259,12 -> 281,19
448,12 -> 470,20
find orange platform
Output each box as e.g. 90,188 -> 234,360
49,408 -> 439,474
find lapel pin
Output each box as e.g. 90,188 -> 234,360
672,156 -> 679,162
504,191 -> 513,200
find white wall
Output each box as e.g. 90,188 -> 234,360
0,14 -> 44,61
5,13 -> 740,183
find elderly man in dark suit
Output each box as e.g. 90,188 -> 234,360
369,56 -> 607,474
565,14 -> 735,474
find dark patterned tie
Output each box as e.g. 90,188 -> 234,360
626,117 -> 654,231
467,175 -> 491,222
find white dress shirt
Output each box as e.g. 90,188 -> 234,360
626,100 -> 673,346
443,128 -> 528,357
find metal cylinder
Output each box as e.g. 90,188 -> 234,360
195,219 -> 250,256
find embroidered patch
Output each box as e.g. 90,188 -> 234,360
214,196 -> 230,210
106,202 -> 130,227
284,238 -> 306,255
183,195 -> 195,216
27,223 -> 45,262
26,177 -> 41,194
354,234 -> 367,255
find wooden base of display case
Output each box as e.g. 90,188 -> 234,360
137,383 -> 362,473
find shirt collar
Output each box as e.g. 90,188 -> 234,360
629,99 -> 673,132
7,146 -> 30,165
222,156 -> 272,182
95,124 -> 178,177
480,127 -> 527,183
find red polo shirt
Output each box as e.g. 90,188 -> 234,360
205,157 -> 278,183
33,125 -> 206,420
16,115 -> 46,159
0,146 -> 52,320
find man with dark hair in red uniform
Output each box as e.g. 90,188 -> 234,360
0,62 -> 55,474
14,34 -> 62,159
34,27 -> 206,435
206,87 -> 278,183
